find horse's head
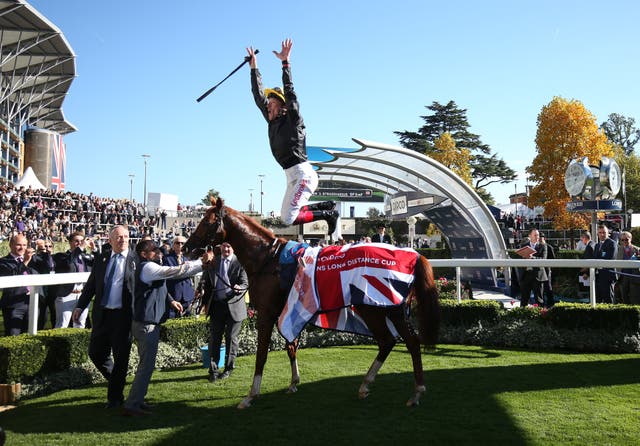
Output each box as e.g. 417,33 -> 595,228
183,196 -> 227,258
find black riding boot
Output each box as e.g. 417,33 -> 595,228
306,201 -> 336,211
311,210 -> 339,235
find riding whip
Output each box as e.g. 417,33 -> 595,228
196,49 -> 259,103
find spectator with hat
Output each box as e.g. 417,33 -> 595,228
371,223 -> 392,244
162,235 -> 196,317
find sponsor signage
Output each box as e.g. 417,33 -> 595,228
312,188 -> 384,203
566,199 -> 622,212
384,191 -> 446,218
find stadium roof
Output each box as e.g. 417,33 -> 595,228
0,0 -> 76,134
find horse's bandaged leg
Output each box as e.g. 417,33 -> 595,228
406,384 -> 426,407
287,359 -> 300,393
359,359 -> 383,399
238,374 -> 262,409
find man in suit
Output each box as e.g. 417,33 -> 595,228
202,242 -> 248,381
594,224 -> 618,303
518,228 -> 548,307
32,238 -> 56,330
615,231 -> 640,305
73,225 -> 136,409
162,235 -> 195,317
53,232 -> 95,328
371,223 -> 392,244
0,234 -> 38,335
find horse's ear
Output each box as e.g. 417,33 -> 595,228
216,197 -> 224,208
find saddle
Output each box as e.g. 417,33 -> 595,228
278,241 -> 309,291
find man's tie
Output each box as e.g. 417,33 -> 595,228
102,254 -> 122,306
17,256 -> 30,293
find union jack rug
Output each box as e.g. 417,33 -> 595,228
277,243 -> 418,342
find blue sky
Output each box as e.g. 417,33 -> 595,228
28,0 -> 640,216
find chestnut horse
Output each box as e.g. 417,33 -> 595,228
184,197 -> 440,408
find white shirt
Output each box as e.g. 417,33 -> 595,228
139,259 -> 203,285
104,250 -> 128,309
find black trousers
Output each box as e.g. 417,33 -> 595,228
520,271 -> 544,307
208,302 -> 242,373
88,309 -> 132,404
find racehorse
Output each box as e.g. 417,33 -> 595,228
184,197 -> 440,409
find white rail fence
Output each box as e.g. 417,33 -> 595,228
1,259 -> 639,335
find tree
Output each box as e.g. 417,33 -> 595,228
620,152 -> 640,215
600,113 -> 640,155
432,132 -> 472,185
395,100 -> 516,202
200,188 -> 219,206
366,207 -> 383,219
528,97 -> 614,229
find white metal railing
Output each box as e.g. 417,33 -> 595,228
428,258 -> 640,307
1,258 -> 639,336
0,272 -> 90,335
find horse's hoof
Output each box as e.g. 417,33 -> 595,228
286,385 -> 298,394
406,398 -> 420,407
358,390 -> 369,400
237,398 -> 252,409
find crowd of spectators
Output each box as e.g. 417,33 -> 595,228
0,182 -> 201,246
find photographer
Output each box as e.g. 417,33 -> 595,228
53,231 -> 95,328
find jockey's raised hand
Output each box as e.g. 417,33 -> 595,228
246,46 -> 258,69
273,38 -> 292,62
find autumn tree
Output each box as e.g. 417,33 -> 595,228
600,113 -> 640,155
395,100 -> 515,202
432,132 -> 472,185
528,97 -> 614,229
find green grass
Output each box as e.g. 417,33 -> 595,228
2,344 -> 639,445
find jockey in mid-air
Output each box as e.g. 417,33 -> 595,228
246,39 -> 339,236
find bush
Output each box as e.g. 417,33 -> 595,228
0,335 -> 46,383
440,300 -> 501,326
37,328 -> 91,371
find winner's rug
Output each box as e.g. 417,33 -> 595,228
278,243 -> 419,342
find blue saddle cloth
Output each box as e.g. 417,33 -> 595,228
279,241 -> 309,290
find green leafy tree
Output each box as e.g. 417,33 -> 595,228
620,152 -> 640,214
395,100 -> 516,201
366,207 -> 383,219
200,188 -> 219,206
600,113 -> 640,155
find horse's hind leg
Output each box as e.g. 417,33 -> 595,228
388,308 -> 426,407
356,307 -> 396,400
285,339 -> 300,393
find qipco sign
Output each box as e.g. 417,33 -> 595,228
390,195 -> 407,216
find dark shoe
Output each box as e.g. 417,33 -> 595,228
311,210 -> 339,235
219,368 -> 233,379
208,371 -> 219,382
307,201 -> 336,211
121,406 -> 152,417
105,400 -> 123,409
140,401 -> 155,411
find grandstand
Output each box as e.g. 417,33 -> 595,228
0,0 -> 75,187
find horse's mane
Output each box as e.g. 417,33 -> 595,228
223,205 -> 285,246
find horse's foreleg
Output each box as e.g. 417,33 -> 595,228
285,339 -> 300,393
238,316 -> 275,409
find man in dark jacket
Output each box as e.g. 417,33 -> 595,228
247,39 -> 338,236
202,242 -> 248,381
53,231 -> 95,328
0,234 -> 38,335
122,239 -> 212,416
73,225 -> 136,409
594,224 -> 618,303
518,228 -> 548,307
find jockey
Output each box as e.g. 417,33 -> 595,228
247,39 -> 339,235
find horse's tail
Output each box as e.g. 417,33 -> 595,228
414,254 -> 440,348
